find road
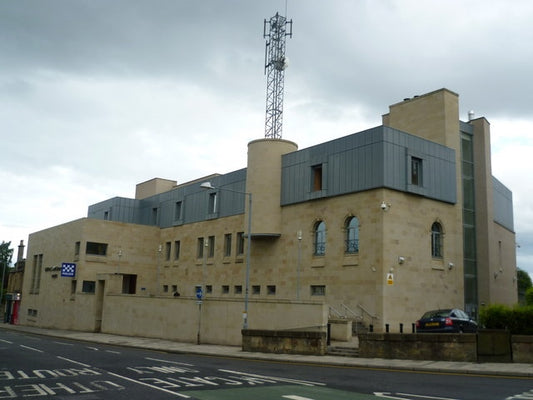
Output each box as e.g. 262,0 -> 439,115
0,329 -> 531,399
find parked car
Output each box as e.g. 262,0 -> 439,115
416,308 -> 478,333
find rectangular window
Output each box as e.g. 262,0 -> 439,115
208,236 -> 215,258
71,280 -> 77,295
236,232 -> 245,255
86,242 -> 108,256
234,285 -> 242,295
172,284 -> 178,293
310,285 -> 326,296
82,280 -> 96,293
165,242 -> 171,261
224,234 -> 232,257
411,157 -> 423,186
122,274 -> 137,294
152,207 -> 159,225
252,285 -> 261,295
267,285 -> 276,295
312,164 -> 323,191
74,241 -> 80,256
206,285 -> 213,294
30,254 -> 43,294
163,285 -> 169,293
197,237 -> 205,259
222,285 -> 230,294
208,192 -> 217,214
174,201 -> 182,220
174,240 -> 181,260
104,211 -> 109,220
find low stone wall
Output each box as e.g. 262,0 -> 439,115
512,335 -> 533,363
359,333 -> 477,362
242,329 -> 327,355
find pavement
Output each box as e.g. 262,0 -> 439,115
1,323 -> 532,378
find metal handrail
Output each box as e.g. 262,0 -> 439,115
328,305 -> 344,319
357,303 -> 379,327
341,304 -> 363,320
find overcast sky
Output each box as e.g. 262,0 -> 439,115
1,0 -> 532,280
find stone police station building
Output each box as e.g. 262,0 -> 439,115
19,89 -> 517,345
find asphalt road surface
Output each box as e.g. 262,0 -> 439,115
0,329 -> 531,399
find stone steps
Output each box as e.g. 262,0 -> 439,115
327,346 -> 360,357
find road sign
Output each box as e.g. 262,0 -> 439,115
61,263 -> 76,277
196,286 -> 203,300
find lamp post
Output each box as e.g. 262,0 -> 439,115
201,181 -> 252,329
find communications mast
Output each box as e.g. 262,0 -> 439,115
263,12 -> 292,139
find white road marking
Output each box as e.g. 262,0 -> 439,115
398,393 -> 459,400
106,350 -> 121,354
107,372 -> 191,398
53,341 -> 74,346
283,396 -> 314,400
145,357 -> 194,366
86,346 -> 99,351
56,356 -> 92,367
19,345 -> 43,353
219,369 -> 326,387
0,339 -> 13,344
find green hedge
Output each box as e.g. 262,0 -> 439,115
479,304 -> 533,335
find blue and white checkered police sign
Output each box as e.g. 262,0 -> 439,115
61,263 -> 76,277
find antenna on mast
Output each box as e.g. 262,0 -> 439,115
263,12 -> 292,139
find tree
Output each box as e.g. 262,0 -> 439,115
1,241 -> 14,300
517,268 -> 533,305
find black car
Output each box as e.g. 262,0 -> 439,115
415,308 -> 477,333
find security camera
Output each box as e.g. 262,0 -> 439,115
381,201 -> 388,211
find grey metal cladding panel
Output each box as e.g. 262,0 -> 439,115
281,127 -> 386,204
493,176 -> 514,231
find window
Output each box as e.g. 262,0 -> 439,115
71,280 -> 77,295
314,221 -> 326,256
74,242 -> 80,256
152,207 -> 159,225
312,164 -> 323,191
224,234 -> 232,257
234,285 -> 242,295
206,285 -> 213,294
208,236 -> 215,258
222,285 -> 230,294
411,157 -> 423,186
86,242 -> 108,256
310,285 -> 326,296
122,274 -> 137,294
345,217 -> 359,254
82,280 -> 96,293
197,237 -> 205,259
267,285 -> 276,295
252,285 -> 261,295
163,285 -> 169,293
174,201 -> 182,220
208,192 -> 217,214
165,242 -> 171,261
236,232 -> 245,256
104,211 -> 109,220
172,285 -> 178,293
174,240 -> 181,260
431,222 -> 443,258
30,254 -> 43,294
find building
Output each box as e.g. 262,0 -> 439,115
19,89 -> 517,344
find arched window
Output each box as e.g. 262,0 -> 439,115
431,222 -> 443,258
345,216 -> 359,254
314,221 -> 326,256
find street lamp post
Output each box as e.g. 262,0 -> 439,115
201,181 -> 252,330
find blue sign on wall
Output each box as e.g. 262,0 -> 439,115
61,263 -> 76,277
195,286 -> 203,300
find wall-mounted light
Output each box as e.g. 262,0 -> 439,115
380,201 -> 391,211
398,256 -> 405,264
494,272 -> 499,279
448,262 -> 454,270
